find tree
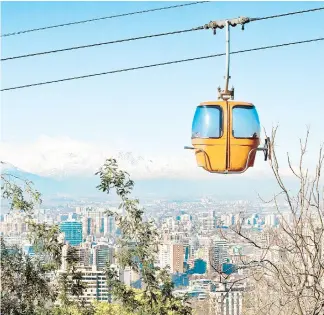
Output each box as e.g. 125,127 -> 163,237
96,158 -> 192,315
222,127 -> 324,315
1,168 -> 56,315
1,165 -> 90,315
92,301 -> 134,315
0,238 -> 55,315
1,159 -> 193,314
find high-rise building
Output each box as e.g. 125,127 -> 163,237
171,244 -> 184,273
265,214 -> 277,227
163,217 -> 175,231
104,215 -> 116,235
159,243 -> 171,269
82,216 -> 93,238
59,221 -> 82,246
119,266 -> 141,288
74,243 -> 92,267
81,208 -> 117,238
92,243 -> 114,270
209,283 -> 243,315
220,214 -> 232,227
199,212 -> 215,231
0,212 -> 29,236
211,238 -> 229,271
158,242 -> 184,273
59,266 -> 110,304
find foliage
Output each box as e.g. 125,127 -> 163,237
0,237 -> 55,315
1,166 -> 89,315
1,159 -> 192,315
51,302 -> 136,315
1,167 -> 42,218
56,246 -> 89,310
52,304 -> 94,315
92,301 -> 134,315
96,158 -> 192,315
1,169 -> 56,314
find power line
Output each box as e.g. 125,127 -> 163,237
2,37 -> 322,92
1,1 -> 210,38
2,6 -> 324,62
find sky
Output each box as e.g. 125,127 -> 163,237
1,1 -> 324,191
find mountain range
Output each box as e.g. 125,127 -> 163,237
1,162 -> 294,204
1,136 -> 299,204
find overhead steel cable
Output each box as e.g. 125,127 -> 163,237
1,1 -> 210,38
1,28 -> 203,61
2,37 -> 323,92
2,6 -> 324,62
252,6 -> 324,21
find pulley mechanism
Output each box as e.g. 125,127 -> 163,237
203,17 -> 254,100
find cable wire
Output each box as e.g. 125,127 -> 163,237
2,6 -> 323,62
253,6 -> 324,21
1,28 -> 203,61
2,37 -> 323,92
1,1 -> 210,38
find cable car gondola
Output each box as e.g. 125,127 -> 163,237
185,19 -> 270,174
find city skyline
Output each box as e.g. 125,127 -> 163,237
0,195 -> 295,312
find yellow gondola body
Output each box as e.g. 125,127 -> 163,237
191,101 -> 261,173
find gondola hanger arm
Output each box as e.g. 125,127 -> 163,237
203,16 -> 258,34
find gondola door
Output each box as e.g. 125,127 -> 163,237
191,101 -> 228,172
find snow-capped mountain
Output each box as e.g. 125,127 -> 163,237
0,135 -> 200,180
1,162 -> 280,202
1,135 -> 289,201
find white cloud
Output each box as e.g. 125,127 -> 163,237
0,135 -> 292,180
